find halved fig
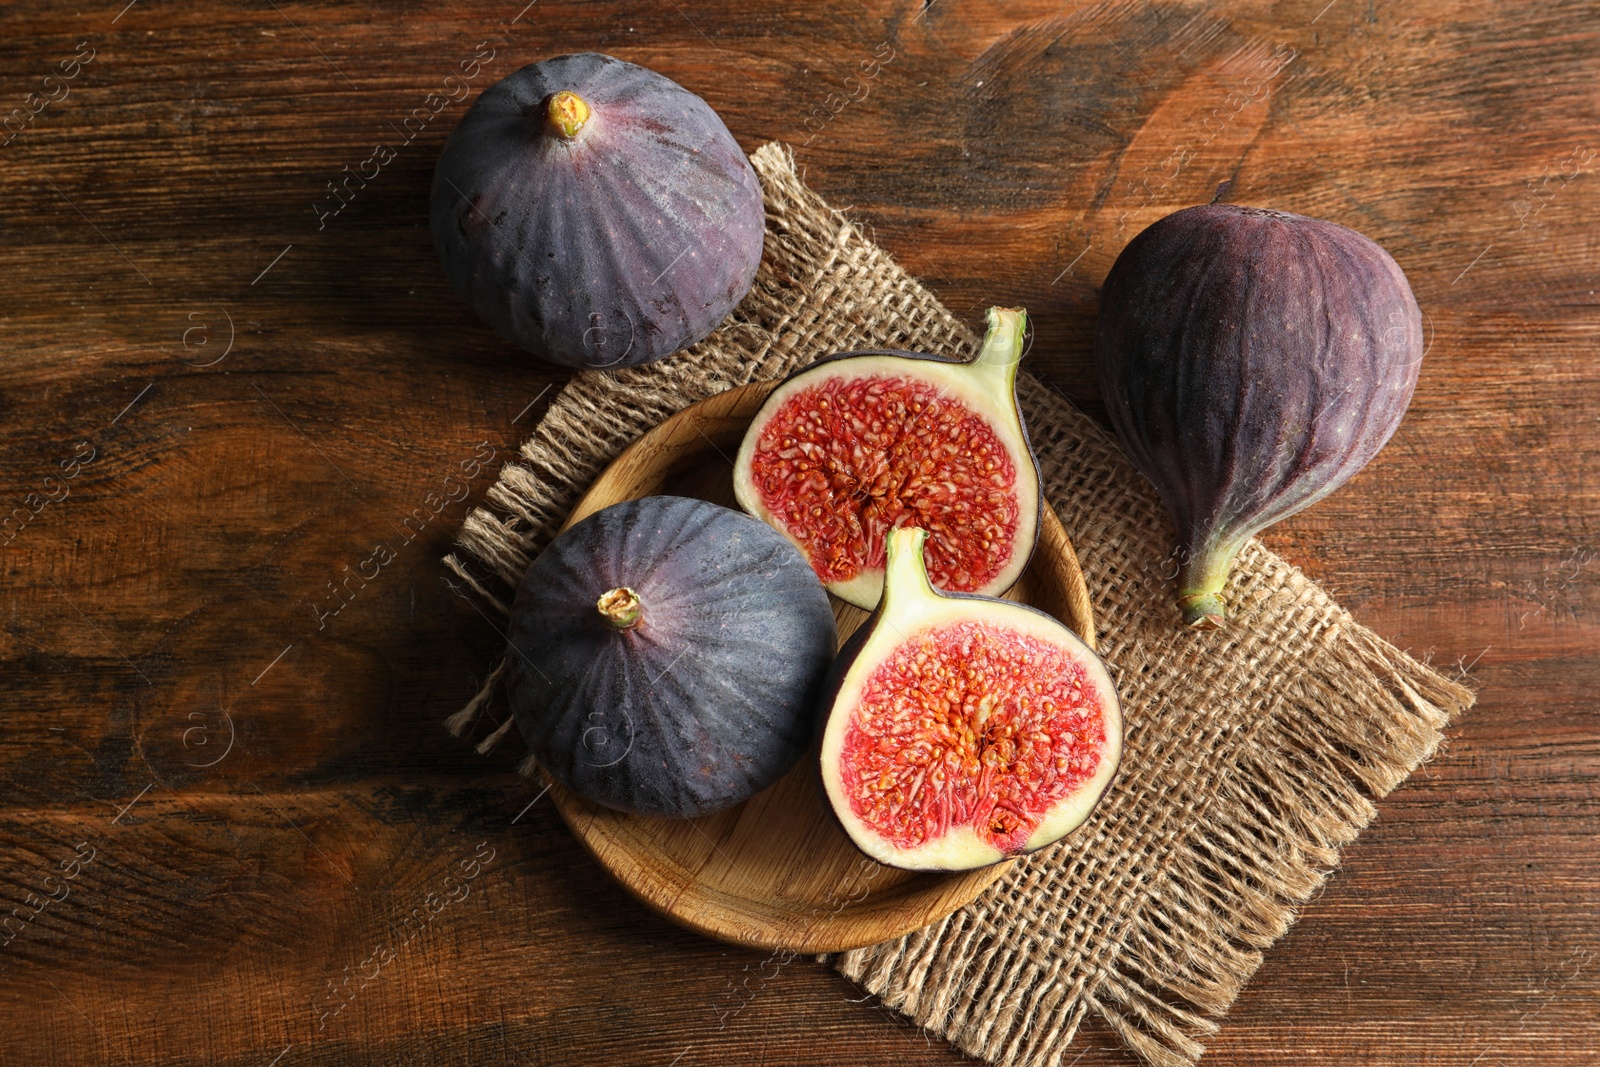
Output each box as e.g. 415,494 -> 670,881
819,527 -> 1122,871
733,307 -> 1041,609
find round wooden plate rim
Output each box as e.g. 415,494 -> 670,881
539,380 -> 1096,953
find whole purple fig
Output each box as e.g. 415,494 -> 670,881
1094,205 -> 1423,628
430,53 -> 764,370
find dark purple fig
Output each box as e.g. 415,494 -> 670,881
505,496 -> 837,818
1094,205 -> 1423,628
430,53 -> 764,369
818,527 -> 1122,871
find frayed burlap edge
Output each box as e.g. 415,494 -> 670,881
444,142 -> 1475,1067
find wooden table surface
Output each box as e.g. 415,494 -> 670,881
2,1 -> 1595,1064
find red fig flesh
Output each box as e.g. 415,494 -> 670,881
819,528 -> 1122,871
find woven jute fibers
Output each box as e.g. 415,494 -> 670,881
444,143 -> 1476,1067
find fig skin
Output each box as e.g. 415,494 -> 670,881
1094,205 -> 1423,627
430,53 -> 764,370
504,496 -> 837,818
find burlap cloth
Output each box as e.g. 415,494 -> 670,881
443,143 -> 1475,1067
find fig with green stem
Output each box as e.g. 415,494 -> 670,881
1095,205 -> 1424,628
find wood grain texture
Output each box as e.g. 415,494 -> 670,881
544,380 -> 1095,954
0,0 -> 1594,1065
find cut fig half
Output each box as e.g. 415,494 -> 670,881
819,528 -> 1122,872
733,307 -> 1042,609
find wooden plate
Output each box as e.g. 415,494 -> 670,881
547,380 -> 1097,953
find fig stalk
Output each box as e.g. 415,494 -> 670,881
878,526 -> 934,614
969,306 -> 1029,395
596,586 -> 642,630
546,90 -> 591,139
1176,541 -> 1243,629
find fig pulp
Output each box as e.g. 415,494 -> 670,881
819,528 -> 1121,871
430,53 -> 764,369
505,497 -> 837,818
733,308 -> 1041,609
1095,205 -> 1424,628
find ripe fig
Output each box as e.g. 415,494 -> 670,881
819,527 -> 1122,871
733,307 -> 1042,609
505,496 -> 837,818
1094,205 -> 1423,628
430,53 -> 764,369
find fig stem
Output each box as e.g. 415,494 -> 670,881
1176,544 -> 1239,629
971,307 -> 1029,378
596,587 -> 642,630
547,90 -> 591,140
881,527 -> 936,610
1177,590 -> 1227,629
